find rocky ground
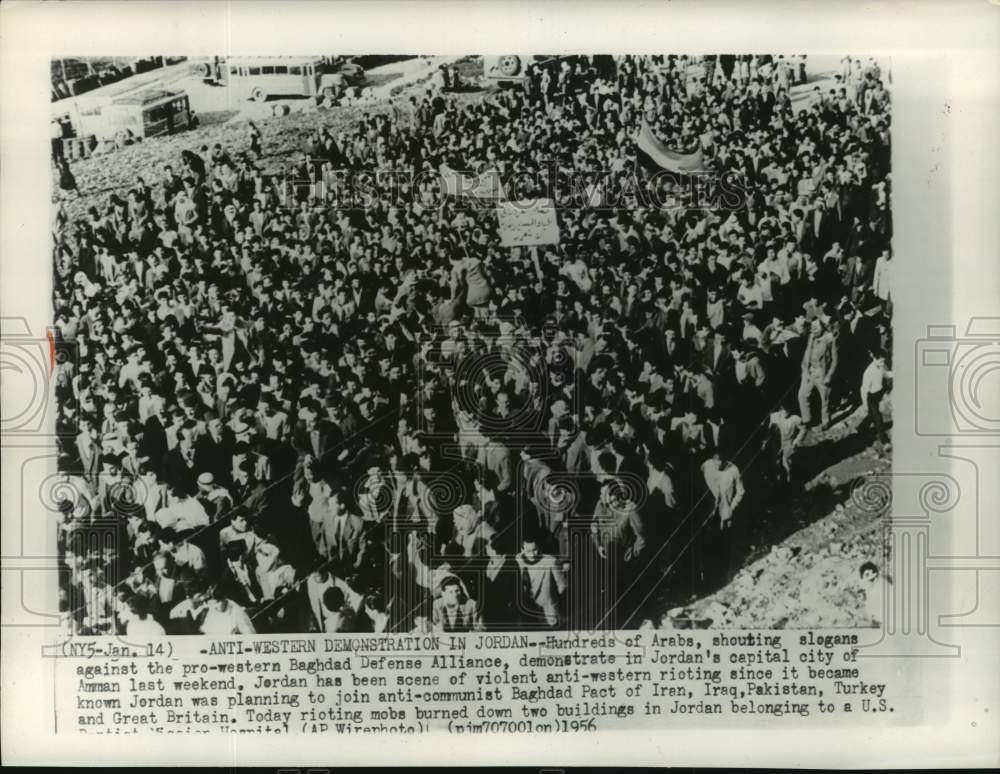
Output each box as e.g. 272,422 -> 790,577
655,403 -> 891,630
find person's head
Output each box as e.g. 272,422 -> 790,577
326,482 -> 348,515
128,594 -> 151,621
208,584 -> 230,612
135,520 -> 157,546
234,459 -> 254,484
207,413 -> 224,436
363,592 -> 386,616
520,537 -> 541,564
439,577 -> 463,606
158,527 -> 178,552
322,586 -> 346,613
169,481 -> 192,503
230,510 -> 248,532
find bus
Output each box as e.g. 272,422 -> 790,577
221,56 -> 365,101
52,86 -> 191,152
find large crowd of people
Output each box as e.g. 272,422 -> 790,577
52,54 -> 892,636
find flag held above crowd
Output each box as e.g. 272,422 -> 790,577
636,121 -> 706,174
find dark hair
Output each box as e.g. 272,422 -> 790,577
363,591 -> 386,613
128,595 -> 151,619
439,576 -> 462,592
322,587 -> 346,612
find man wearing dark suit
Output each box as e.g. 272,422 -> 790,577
291,416 -> 336,460
75,418 -> 102,490
219,542 -> 264,609
194,412 -> 234,488
808,200 -> 839,260
230,460 -> 270,520
832,304 -> 875,411
161,434 -> 200,494
378,326 -> 413,371
791,208 -> 812,256
703,329 -> 734,381
477,430 -> 514,497
704,329 -> 737,422
140,408 -> 169,478
327,400 -> 363,463
662,327 -> 689,370
326,505 -> 365,568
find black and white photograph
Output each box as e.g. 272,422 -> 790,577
3,0 -> 1000,768
48,52 -> 895,636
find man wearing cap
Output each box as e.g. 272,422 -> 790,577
195,472 -> 233,522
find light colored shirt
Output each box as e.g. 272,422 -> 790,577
647,468 -> 677,509
155,498 -> 209,532
873,256 -> 892,301
701,459 -> 745,525
126,617 -> 166,637
199,601 -> 255,634
172,543 -> 206,572
770,411 -> 804,450
861,362 -> 890,398
516,553 -> 566,626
